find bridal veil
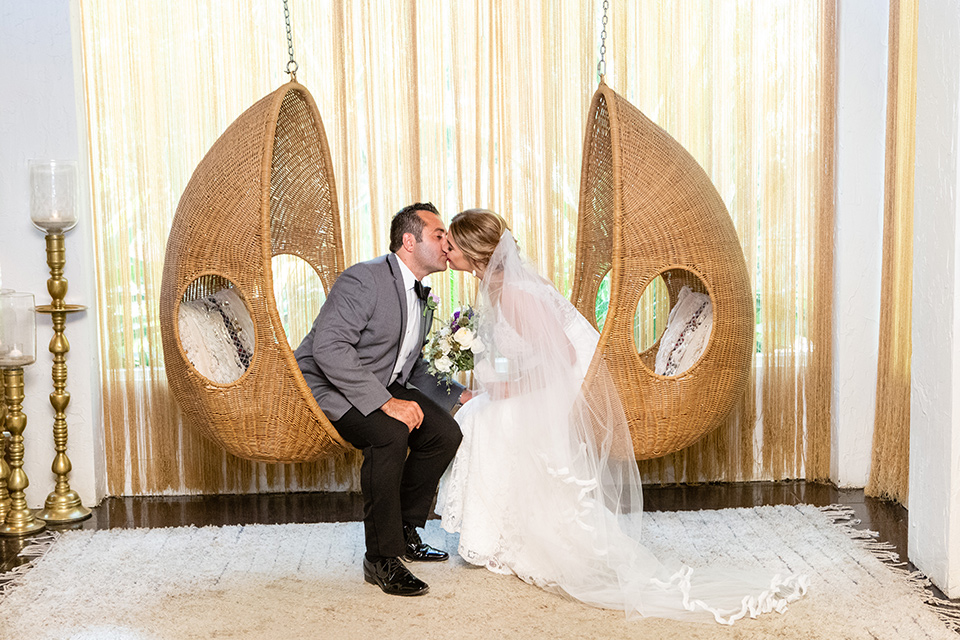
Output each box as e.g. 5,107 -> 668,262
439,232 -> 807,624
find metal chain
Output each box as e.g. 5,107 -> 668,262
597,0 -> 609,83
283,0 -> 298,79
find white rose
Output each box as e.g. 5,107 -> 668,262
439,326 -> 452,337
453,328 -> 474,349
438,336 -> 453,353
470,337 -> 485,354
435,355 -> 453,373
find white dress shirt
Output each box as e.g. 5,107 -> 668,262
389,258 -> 423,385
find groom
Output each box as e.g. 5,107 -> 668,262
295,202 -> 471,597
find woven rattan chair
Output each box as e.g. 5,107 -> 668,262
159,82 -> 350,463
572,84 -> 754,461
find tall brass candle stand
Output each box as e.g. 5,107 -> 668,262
1,368 -> 44,536
0,289 -> 11,523
0,405 -> 9,524
30,160 -> 90,524
35,235 -> 90,523
0,291 -> 44,536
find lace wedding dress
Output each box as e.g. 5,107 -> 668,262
436,232 -> 808,625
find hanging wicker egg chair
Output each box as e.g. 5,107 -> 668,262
159,82 -> 350,463
572,83 -> 754,461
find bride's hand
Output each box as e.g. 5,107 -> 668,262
459,388 -> 475,405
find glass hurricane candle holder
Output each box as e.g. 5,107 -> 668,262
30,160 -> 79,234
0,292 -> 36,368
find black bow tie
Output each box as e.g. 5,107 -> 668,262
414,280 -> 430,302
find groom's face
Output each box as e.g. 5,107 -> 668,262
410,210 -> 450,276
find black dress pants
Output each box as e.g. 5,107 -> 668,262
331,382 -> 462,558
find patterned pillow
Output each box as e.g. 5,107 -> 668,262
178,288 -> 255,383
654,286 -> 713,377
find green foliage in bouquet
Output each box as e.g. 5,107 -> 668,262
423,306 -> 484,384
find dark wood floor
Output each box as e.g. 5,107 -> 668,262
1,481 -> 914,581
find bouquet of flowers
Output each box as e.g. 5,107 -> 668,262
423,306 -> 484,383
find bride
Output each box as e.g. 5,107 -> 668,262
435,209 -> 808,624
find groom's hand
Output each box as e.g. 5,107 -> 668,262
381,397 -> 424,432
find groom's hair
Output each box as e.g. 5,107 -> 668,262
390,202 -> 440,252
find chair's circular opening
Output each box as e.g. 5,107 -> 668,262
177,275 -> 255,384
595,272 -> 673,354
635,269 -> 714,378
633,274 -> 671,353
271,254 -> 326,349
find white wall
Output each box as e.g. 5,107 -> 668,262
0,0 -> 106,509
910,0 -> 960,600
831,1 -> 887,487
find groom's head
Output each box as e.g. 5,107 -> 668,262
391,202 -> 449,279
390,202 -> 440,252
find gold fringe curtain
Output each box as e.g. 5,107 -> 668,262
619,2 -> 836,483
79,1 -> 356,495
807,0 -> 837,483
867,0 -> 917,505
79,0 -> 834,495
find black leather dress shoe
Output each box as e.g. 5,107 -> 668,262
363,556 -> 429,596
403,524 -> 449,562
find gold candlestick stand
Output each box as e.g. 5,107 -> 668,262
0,404 -> 9,524
0,368 -> 45,536
35,233 -> 90,523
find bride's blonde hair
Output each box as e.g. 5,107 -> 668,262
449,209 -> 510,270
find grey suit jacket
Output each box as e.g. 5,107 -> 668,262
295,253 -> 464,421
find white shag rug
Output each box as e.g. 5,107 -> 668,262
0,504 -> 956,640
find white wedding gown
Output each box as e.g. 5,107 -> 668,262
436,232 -> 808,625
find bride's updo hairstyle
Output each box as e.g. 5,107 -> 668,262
449,209 -> 510,271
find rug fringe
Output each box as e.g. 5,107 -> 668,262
818,504 -> 960,633
0,530 -> 60,602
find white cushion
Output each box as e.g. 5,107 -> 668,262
177,288 -> 255,384
654,286 -> 713,376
